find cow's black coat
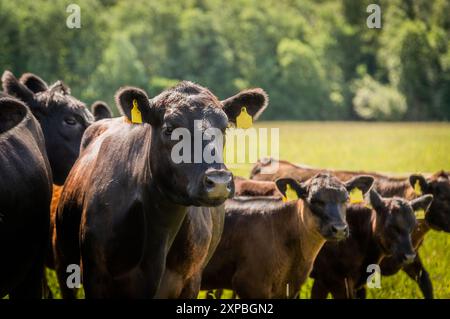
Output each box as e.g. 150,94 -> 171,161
0,97 -> 52,298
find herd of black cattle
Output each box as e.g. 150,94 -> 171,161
0,70 -> 449,299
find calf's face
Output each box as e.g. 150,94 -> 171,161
116,82 -> 267,207
369,190 -> 433,265
2,71 -> 93,185
276,174 -> 374,241
410,173 -> 450,232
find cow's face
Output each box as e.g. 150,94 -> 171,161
369,190 -> 433,265
276,174 -> 374,241
1,71 -> 93,185
116,82 -> 267,207
410,173 -> 450,232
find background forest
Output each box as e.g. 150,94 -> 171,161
1,0 -> 449,120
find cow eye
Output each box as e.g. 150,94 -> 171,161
164,126 -> 174,136
64,117 -> 77,125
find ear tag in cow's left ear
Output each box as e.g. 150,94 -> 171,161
349,187 -> 364,204
283,184 -> 298,202
236,107 -> 252,129
131,99 -> 142,124
414,180 -> 423,195
415,209 -> 425,220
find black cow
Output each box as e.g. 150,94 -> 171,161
251,158 -> 450,298
201,174 -> 374,298
311,190 -> 433,298
54,81 -> 268,298
0,97 -> 52,298
2,71 -> 93,185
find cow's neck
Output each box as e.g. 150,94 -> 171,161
296,200 -> 326,269
412,219 -> 431,249
368,212 -> 389,265
147,182 -> 188,237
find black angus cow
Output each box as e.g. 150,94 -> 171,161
201,174 -> 374,298
0,97 -> 52,298
44,101 -> 112,294
54,81 -> 268,298
251,157 -> 450,298
2,71 -> 94,185
311,190 -> 433,299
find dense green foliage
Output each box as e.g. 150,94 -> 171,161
0,0 -> 449,120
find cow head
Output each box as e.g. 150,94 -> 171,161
410,173 -> 450,232
369,189 -> 433,265
115,82 -> 268,207
1,71 -> 94,185
276,174 -> 374,241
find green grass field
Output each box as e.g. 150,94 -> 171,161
47,122 -> 450,299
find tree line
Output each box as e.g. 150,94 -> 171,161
0,0 -> 449,120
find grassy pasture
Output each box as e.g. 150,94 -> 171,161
47,122 -> 450,299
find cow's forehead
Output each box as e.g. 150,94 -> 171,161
154,81 -> 222,109
164,106 -> 228,130
37,90 -> 84,108
161,90 -> 226,123
387,199 -> 415,228
308,176 -> 348,201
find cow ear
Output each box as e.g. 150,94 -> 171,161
91,101 -> 112,121
0,97 -> 28,133
221,88 -> 268,125
410,194 -> 433,213
19,73 -> 48,93
275,178 -> 307,200
345,175 -> 374,195
369,189 -> 384,211
2,71 -> 35,104
409,174 -> 428,195
115,87 -> 160,126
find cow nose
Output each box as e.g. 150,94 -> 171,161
401,253 -> 416,265
203,169 -> 233,199
330,224 -> 349,239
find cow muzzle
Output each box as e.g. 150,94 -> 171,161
322,222 -> 349,241
203,169 -> 233,200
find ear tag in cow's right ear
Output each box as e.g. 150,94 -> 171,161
414,180 -> 423,195
283,184 -> 298,202
349,187 -> 364,204
131,99 -> 142,124
415,209 -> 425,220
236,107 -> 252,129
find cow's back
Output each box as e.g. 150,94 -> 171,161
201,198 -> 299,293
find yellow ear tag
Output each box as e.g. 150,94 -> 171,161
414,180 -> 423,195
349,187 -> 364,204
283,184 -> 298,202
236,106 -> 252,129
131,99 -> 142,124
415,209 -> 425,220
